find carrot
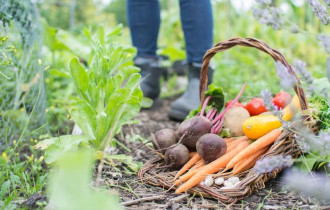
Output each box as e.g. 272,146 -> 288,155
175,141 -> 249,194
223,137 -> 233,144
174,160 -> 207,186
190,159 -> 205,170
232,146 -> 269,175
174,153 -> 201,179
226,136 -> 249,151
189,152 -> 197,158
174,167 -> 199,186
174,140 -> 248,186
225,128 -> 282,170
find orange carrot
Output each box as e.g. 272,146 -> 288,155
189,152 -> 197,158
174,160 -> 205,185
190,159 -> 205,170
174,153 -> 201,179
226,136 -> 249,151
232,146 -> 269,175
223,137 -> 233,144
175,141 -> 249,194
174,167 -> 199,186
226,128 -> 282,170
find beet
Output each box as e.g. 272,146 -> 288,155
164,144 -> 190,169
177,116 -> 212,149
196,133 -> 227,163
153,128 -> 177,153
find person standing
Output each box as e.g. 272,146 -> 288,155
127,0 -> 213,121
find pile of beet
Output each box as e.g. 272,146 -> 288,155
152,83 -> 247,168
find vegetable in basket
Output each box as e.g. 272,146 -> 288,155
308,96 -> 330,130
175,129 -> 282,193
170,83 -> 246,152
243,94 -> 301,139
152,128 -> 177,153
177,116 -> 213,149
245,98 -> 267,116
196,133 -> 227,163
272,91 -> 292,109
164,144 -> 190,169
223,107 -> 250,137
225,100 -> 244,108
175,141 -> 249,194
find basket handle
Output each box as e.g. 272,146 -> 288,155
199,37 -> 308,110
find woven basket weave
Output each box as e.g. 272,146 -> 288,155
138,37 -> 315,204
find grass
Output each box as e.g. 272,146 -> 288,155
0,139 -> 48,209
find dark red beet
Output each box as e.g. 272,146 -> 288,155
196,133 -> 227,163
164,144 -> 190,169
177,116 -> 212,150
153,128 -> 177,153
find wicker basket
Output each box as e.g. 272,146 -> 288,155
138,37 -> 315,204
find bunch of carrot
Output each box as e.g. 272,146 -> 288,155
173,128 -> 282,194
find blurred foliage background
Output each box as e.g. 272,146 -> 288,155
0,0 -> 328,144
36,0 -> 329,132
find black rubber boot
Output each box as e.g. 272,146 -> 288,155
135,57 -> 162,100
172,60 -> 188,76
168,63 -> 213,121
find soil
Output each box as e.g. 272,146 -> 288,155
102,96 -> 329,210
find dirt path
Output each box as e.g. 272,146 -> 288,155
104,97 -> 328,210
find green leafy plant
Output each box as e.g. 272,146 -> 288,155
36,26 -> 143,164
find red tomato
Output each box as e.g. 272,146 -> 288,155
245,98 -> 267,116
225,100 -> 244,108
272,91 -> 292,109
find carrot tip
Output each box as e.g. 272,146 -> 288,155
175,189 -> 182,194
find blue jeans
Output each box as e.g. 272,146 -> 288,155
127,0 -> 213,64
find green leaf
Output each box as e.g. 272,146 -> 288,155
100,83 -> 142,149
186,105 -> 201,119
69,57 -> 89,92
106,24 -> 123,40
45,135 -> 92,164
104,78 -> 116,102
95,113 -> 108,143
106,154 -> 142,173
0,180 -> 10,200
98,26 -> 105,45
119,65 -> 140,80
141,97 -> 153,108
83,27 -> 93,43
48,69 -> 71,78
204,84 -> 225,112
219,128 -> 231,138
297,155 -> 318,172
43,25 -> 71,52
71,101 -> 97,139
48,149 -> 123,209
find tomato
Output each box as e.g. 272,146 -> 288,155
225,100 -> 244,108
245,98 -> 267,116
272,91 -> 292,109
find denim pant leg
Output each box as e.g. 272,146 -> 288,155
179,0 -> 213,64
127,0 -> 161,58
